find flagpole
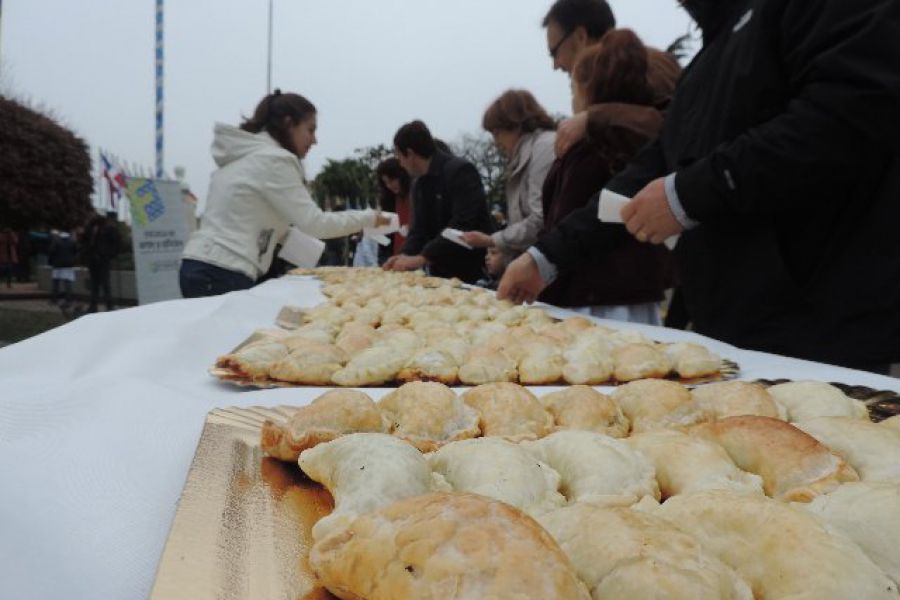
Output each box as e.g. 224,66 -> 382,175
155,0 -> 164,178
266,0 -> 273,94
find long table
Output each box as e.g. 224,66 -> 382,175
0,275 -> 897,599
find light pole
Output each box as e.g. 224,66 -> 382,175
266,0 -> 273,94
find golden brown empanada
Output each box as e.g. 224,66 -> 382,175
309,492 -> 592,600
796,417 -> 900,482
462,382 -> 553,441
626,430 -> 763,498
690,416 -> 859,501
612,343 -> 672,382
768,381 -> 870,422
457,349 -> 518,385
378,382 -> 479,451
656,490 -> 899,600
215,340 -> 288,380
541,386 -> 629,438
538,504 -> 753,600
691,380 -> 786,420
663,342 -> 722,379
260,389 -> 384,461
427,438 -> 565,516
330,345 -> 409,386
298,433 -> 449,540
267,342 -> 348,385
612,379 -> 710,433
524,430 -> 660,506
396,347 -> 459,385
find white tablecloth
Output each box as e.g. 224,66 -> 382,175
1,275 -> 897,599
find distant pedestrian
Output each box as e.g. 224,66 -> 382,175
84,212 -> 120,312
47,230 -> 77,306
0,228 -> 19,288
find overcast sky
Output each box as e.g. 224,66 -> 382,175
1,0 -> 693,205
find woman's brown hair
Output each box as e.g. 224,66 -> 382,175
240,89 -> 316,157
572,29 -> 653,106
482,89 -> 556,134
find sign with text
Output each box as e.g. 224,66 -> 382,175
124,177 -> 190,304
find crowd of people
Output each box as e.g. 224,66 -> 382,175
179,0 -> 900,372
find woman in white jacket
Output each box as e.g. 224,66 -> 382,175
180,90 -> 386,297
461,90 -> 556,262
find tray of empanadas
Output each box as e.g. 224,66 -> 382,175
152,378 -> 900,599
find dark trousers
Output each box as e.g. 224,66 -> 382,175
88,258 -> 113,311
179,259 -> 255,298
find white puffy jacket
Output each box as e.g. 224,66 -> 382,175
183,123 -> 375,279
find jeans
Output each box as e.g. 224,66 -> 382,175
179,259 -> 255,298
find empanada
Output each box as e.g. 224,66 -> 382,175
428,438 -> 565,516
298,433 -> 449,540
541,386 -> 629,438
215,340 -> 288,380
457,349 -> 518,385
612,379 -> 709,433
462,382 -> 553,441
800,481 -> 900,585
378,382 -> 479,451
396,348 -> 459,385
330,345 -> 408,386
268,342 -> 347,385
663,342 -> 722,379
768,381 -> 870,422
656,490 -> 899,600
524,430 -> 660,506
626,430 -> 763,498
538,504 -> 753,600
690,416 -> 859,501
260,389 -> 384,461
691,380 -> 786,420
796,417 -> 900,482
612,343 -> 672,382
518,343 -> 565,385
309,492 -> 591,600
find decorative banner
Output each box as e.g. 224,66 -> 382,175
124,177 -> 190,304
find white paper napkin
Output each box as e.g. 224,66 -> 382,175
597,189 -> 680,250
441,227 -> 473,249
278,226 -> 326,267
363,211 -> 400,246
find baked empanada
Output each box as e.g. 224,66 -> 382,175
626,430 -> 763,498
612,379 -> 709,433
538,504 -> 753,600
428,438 -> 565,516
309,492 -> 592,600
796,417 -> 900,482
656,490 -> 899,600
396,347 -> 459,385
267,342 -> 347,385
298,433 -> 449,540
462,382 -> 553,441
768,381 -> 870,422
518,343 -> 565,385
801,481 -> 900,585
457,349 -> 518,385
663,342 -> 722,379
378,382 -> 479,451
330,345 -> 408,386
612,343 -> 672,382
690,416 -> 859,501
260,389 -> 384,461
524,430 -> 660,506
541,386 -> 629,438
215,340 -> 288,380
691,380 -> 786,420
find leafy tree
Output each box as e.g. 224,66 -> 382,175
311,157 -> 378,210
451,133 -> 508,224
0,95 -> 93,230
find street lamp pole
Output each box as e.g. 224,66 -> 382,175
266,0 -> 273,94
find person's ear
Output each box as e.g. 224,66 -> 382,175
574,25 -> 589,46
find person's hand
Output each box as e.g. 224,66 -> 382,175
620,178 -> 684,244
555,111 -> 588,157
374,211 -> 392,227
497,252 -> 546,305
384,254 -> 427,271
460,231 -> 494,248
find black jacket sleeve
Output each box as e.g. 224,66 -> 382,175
535,141 -> 665,270
420,163 -> 488,264
676,0 -> 900,221
400,185 -> 428,256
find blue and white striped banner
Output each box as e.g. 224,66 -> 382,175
155,0 -> 164,178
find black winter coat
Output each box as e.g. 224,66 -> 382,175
402,151 -> 492,283
537,0 -> 900,368
48,236 -> 77,268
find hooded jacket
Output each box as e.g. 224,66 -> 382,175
537,0 -> 900,368
183,124 -> 376,279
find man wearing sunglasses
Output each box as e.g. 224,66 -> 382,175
543,0 -> 682,157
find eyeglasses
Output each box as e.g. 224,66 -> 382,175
549,29 -> 574,59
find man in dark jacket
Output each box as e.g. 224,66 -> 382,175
384,120 -> 493,283
84,212 -> 120,312
500,0 -> 900,372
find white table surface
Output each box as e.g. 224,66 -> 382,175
1,275 -> 897,599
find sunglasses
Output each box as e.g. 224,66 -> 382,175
549,29 -> 575,59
